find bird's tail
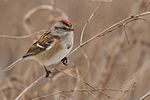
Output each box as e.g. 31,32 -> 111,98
2,57 -> 23,72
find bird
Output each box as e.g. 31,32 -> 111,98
2,19 -> 74,77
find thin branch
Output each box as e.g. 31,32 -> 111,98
0,30 -> 46,39
15,75 -> 45,100
122,25 -> 132,48
81,52 -> 91,79
23,5 -> 68,34
32,88 -> 122,100
80,2 -> 102,44
2,58 -> 23,73
139,91 -> 150,100
55,68 -> 101,100
69,65 -> 100,100
23,5 -> 54,33
55,68 -> 115,99
136,17 -> 150,25
69,65 -> 81,99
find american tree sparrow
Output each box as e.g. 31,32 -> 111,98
3,19 -> 74,77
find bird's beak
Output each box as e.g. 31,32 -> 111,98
69,28 -> 74,31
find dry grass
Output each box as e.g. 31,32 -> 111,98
0,0 -> 150,100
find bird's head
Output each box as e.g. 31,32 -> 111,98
50,19 -> 74,36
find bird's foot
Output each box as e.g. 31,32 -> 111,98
61,57 -> 69,66
44,65 -> 52,78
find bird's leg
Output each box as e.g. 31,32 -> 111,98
61,57 -> 69,66
44,65 -> 52,78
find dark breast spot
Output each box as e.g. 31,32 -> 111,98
67,44 -> 71,49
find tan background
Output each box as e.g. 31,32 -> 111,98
0,0 -> 150,100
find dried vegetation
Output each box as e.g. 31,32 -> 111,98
0,0 -> 150,100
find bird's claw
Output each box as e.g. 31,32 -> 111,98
44,65 -> 52,78
61,57 -> 69,66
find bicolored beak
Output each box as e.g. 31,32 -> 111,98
68,28 -> 74,31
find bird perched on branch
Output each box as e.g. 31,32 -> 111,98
3,19 -> 74,77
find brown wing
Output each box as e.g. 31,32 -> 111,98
23,31 -> 59,58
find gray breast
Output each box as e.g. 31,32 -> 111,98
62,32 -> 73,50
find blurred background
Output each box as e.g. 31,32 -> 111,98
0,0 -> 150,100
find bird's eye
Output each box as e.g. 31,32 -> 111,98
55,26 -> 61,30
55,26 -> 68,30
62,27 -> 67,30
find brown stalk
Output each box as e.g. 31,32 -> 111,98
80,2 -> 102,45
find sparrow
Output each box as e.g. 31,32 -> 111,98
3,19 -> 74,77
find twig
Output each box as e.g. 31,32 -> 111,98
55,68 -> 100,100
0,30 -> 46,39
2,58 -> 23,72
69,65 -> 81,99
81,52 -> 90,79
122,25 -> 132,48
15,75 -> 45,100
55,68 -> 114,99
80,2 -> 102,44
23,5 -> 54,33
23,5 -> 68,34
139,91 -> 150,100
32,88 -> 123,100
